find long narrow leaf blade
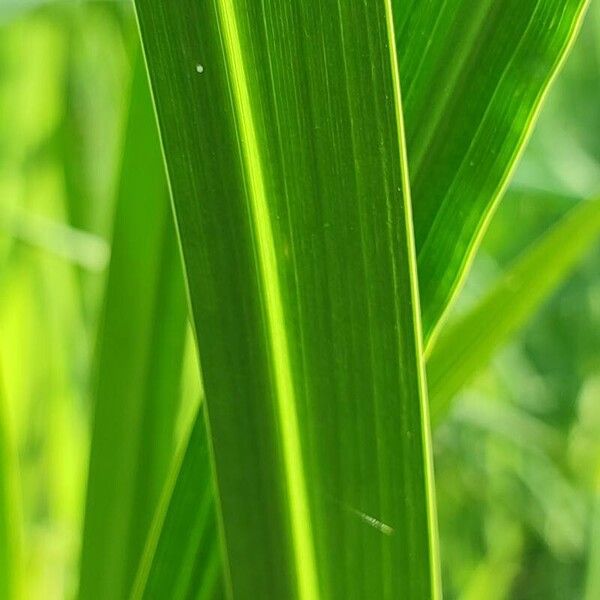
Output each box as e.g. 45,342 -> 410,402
79,54 -> 187,600
135,1 -> 439,598
395,0 -> 589,340
427,195 -> 600,424
132,407 -> 223,600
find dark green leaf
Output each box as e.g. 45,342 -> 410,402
132,407 -> 223,600
134,0 -> 439,598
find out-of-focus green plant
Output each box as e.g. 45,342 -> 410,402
0,361 -> 21,600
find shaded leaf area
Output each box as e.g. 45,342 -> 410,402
78,54 -> 187,600
394,0 -> 589,341
135,0 -> 437,598
132,408 -> 223,600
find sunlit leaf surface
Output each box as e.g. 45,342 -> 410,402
395,0 -> 590,341
134,0 -> 438,598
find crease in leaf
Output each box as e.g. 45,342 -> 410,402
214,2 -> 318,597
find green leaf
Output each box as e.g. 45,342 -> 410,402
134,0 -> 439,598
134,189 -> 600,596
132,407 -> 223,600
395,0 -> 590,342
427,195 -> 600,425
130,2 -> 592,595
0,362 -> 21,600
78,53 -> 187,600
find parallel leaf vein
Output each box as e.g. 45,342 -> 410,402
213,1 -> 319,598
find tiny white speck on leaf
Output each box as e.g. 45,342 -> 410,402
196,64 -> 204,74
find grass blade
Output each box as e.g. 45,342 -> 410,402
132,407 -> 223,600
427,195 -> 600,424
78,53 -> 187,600
135,1 -> 439,597
135,191 -> 600,595
395,0 -> 590,341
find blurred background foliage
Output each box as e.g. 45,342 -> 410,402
0,1 -> 599,599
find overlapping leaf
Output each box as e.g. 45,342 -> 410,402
130,1 -> 591,599
132,408 -> 222,600
134,189 -> 600,599
78,55 -> 187,600
134,0 -> 438,598
395,0 -> 590,341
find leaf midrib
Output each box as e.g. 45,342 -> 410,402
383,0 -> 441,595
214,1 -> 319,598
